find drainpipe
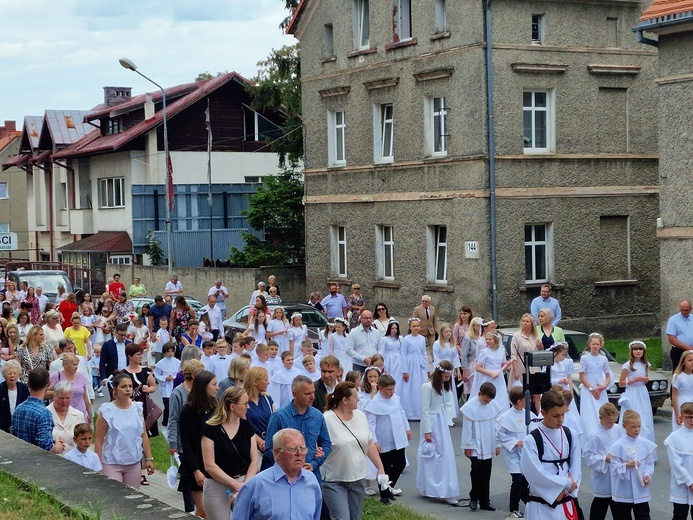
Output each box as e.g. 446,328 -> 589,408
485,0 -> 499,322
635,29 -> 658,47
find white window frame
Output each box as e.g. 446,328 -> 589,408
434,0 -> 447,33
425,96 -> 448,157
327,110 -> 346,166
353,0 -> 370,50
393,0 -> 412,42
0,182 -> 8,199
426,225 -> 448,284
331,225 -> 348,278
523,89 -> 554,154
373,103 -> 394,164
531,14 -> 545,43
99,177 -> 125,208
109,255 -> 132,265
375,225 -> 395,280
524,223 -> 553,283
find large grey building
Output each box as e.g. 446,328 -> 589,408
289,0 -> 660,333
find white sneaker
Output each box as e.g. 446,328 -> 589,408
97,391 -> 103,397
509,512 -> 524,518
443,498 -> 459,505
390,487 -> 402,496
364,487 -> 376,496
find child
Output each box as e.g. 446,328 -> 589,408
229,334 -> 245,359
461,381 -> 502,511
197,311 -> 213,341
243,336 -> 257,360
400,318 -> 429,420
552,386 -> 583,439
200,340 -> 215,371
497,386 -> 538,518
672,350 -> 693,430
130,317 -> 150,366
302,355 -> 320,381
328,317 -> 351,373
665,401 -> 693,519
251,343 -> 272,370
417,360 -> 461,506
270,351 -> 302,408
609,410 -> 656,519
288,312 -> 308,356
210,339 -> 232,384
295,339 -> 315,367
377,320 -> 406,394
80,305 -> 98,336
364,374 -> 411,504
359,366 -> 381,411
154,342 -> 180,428
90,344 -> 102,396
243,310 -> 267,345
521,390 -> 582,519
579,332 -> 611,436
265,340 -> 281,375
433,324 -> 462,382
63,423 -> 102,472
153,317 -> 170,364
369,353 -> 385,373
345,370 -> 361,386
550,342 -> 578,414
470,332 -> 511,410
618,341 -> 656,460
583,402 -> 624,520
319,318 -> 335,349
266,307 -> 290,354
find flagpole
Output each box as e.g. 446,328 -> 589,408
206,98 -> 213,264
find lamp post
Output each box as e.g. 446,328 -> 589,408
119,58 -> 173,276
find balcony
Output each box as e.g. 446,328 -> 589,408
69,208 -> 94,235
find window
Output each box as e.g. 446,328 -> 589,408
327,110 -> 346,166
59,182 -> 68,210
427,225 -> 448,283
0,182 -> 7,199
374,103 -> 394,163
0,223 -> 9,233
109,255 -> 132,265
243,109 -> 282,142
244,176 -> 263,183
531,14 -> 545,43
353,0 -> 370,50
606,17 -> 619,47
523,90 -> 553,153
99,178 -> 125,208
324,24 -> 335,57
106,117 -> 123,135
376,225 -> 395,280
393,0 -> 412,42
425,96 -> 448,156
525,224 -> 553,283
599,216 -> 630,280
331,226 -> 348,277
435,0 -> 447,33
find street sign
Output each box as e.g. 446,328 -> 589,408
0,233 -> 18,251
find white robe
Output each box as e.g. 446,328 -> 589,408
154,356 -> 181,398
665,425 -> 693,504
328,333 -> 352,374
521,424 -> 582,520
400,334 -> 428,420
266,319 -> 290,354
270,366 -> 303,408
672,372 -> 693,430
377,335 -> 406,395
496,406 -> 537,473
609,434 -> 656,504
582,423 -> 624,498
618,361 -> 656,461
460,396 -> 502,459
365,392 -> 410,452
579,353 -> 610,436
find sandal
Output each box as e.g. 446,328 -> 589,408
140,476 -> 150,486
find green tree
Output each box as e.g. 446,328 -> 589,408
145,230 -> 165,266
279,0 -> 300,31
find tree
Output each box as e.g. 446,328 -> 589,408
145,230 -> 165,266
279,0 -> 300,31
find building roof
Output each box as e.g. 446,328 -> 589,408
23,116 -> 44,151
40,110 -> 94,148
286,0 -> 310,35
57,231 -> 133,253
53,71 -> 249,160
0,132 -> 21,154
638,0 -> 693,27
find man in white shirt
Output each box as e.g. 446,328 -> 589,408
201,296 -> 223,341
17,281 -> 28,300
35,287 -> 49,313
346,311 -> 380,373
165,275 -> 183,297
208,280 -> 229,318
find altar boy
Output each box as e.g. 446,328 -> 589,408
665,402 -> 693,520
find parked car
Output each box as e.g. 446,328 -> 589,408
130,296 -> 205,315
6,270 -> 73,304
222,303 -> 328,347
500,328 -> 669,413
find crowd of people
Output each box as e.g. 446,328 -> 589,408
5,273 -> 693,520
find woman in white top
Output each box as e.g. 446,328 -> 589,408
329,317 -> 352,374
95,372 -> 154,489
322,381 -> 387,518
372,303 -> 391,337
287,312 -> 308,356
47,381 -> 83,453
266,307 -> 290,354
42,310 -> 65,352
377,321 -> 407,394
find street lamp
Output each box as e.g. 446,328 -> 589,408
119,58 -> 173,275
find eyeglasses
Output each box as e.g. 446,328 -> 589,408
376,307 -> 385,311
684,416 -> 693,421
280,446 -> 308,454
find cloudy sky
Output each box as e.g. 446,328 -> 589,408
0,0 -> 296,125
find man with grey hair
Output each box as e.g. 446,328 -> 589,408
412,295 -> 438,362
165,274 -> 182,297
35,287 -> 49,313
207,279 -> 229,318
667,299 -> 693,372
235,428 -> 322,520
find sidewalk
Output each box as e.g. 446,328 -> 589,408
139,471 -> 191,517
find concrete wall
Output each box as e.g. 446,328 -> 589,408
0,137 -> 31,259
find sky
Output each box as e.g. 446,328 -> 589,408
0,0 -> 297,125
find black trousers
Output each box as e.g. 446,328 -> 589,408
610,501 -> 650,520
509,473 -> 526,512
162,397 -> 170,427
589,496 -> 613,520
379,448 -> 406,486
469,457 -> 492,505
674,503 -> 693,520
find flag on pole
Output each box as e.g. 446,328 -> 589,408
166,152 -> 174,212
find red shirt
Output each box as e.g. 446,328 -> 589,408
109,282 -> 125,301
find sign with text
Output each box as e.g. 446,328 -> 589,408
465,241 -> 479,259
0,233 -> 18,251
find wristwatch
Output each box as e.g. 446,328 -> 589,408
588,387 -> 594,392
145,457 -> 154,462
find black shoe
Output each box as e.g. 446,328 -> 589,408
380,497 -> 393,505
469,500 -> 478,511
480,504 -> 495,511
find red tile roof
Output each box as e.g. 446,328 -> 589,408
286,0 -> 309,35
0,132 -> 21,153
57,231 -> 132,253
639,0 -> 693,22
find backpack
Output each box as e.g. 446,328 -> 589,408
520,426 -> 572,504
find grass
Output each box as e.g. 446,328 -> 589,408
604,337 -> 662,369
363,497 -> 436,520
149,432 -> 172,473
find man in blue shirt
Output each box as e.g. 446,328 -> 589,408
235,428 -> 322,520
667,299 -> 693,372
530,284 -> 562,326
149,295 -> 172,334
320,284 -> 348,320
11,368 -> 64,454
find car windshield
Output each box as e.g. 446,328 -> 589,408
565,334 -> 615,362
16,273 -> 71,295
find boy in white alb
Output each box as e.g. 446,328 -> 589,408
269,351 -> 303,408
154,342 -> 180,428
210,339 -> 232,382
63,423 -> 102,472
665,401 -> 693,520
583,402 -> 623,520
497,386 -> 537,517
200,340 -> 215,371
153,317 -> 170,364
302,355 -> 321,381
521,390 -> 582,520
552,386 -> 583,438
461,381 -> 502,511
251,343 -> 272,371
609,409 -> 656,519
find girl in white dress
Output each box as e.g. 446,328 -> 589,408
287,313 -> 308,356
579,332 -> 611,436
432,324 -> 461,422
417,360 -> 461,505
358,365 -> 381,496
460,317 -> 483,399
400,319 -> 429,420
266,307 -> 290,355
549,342 -> 578,414
318,320 -> 335,350
617,340 -> 656,460
377,320 -> 406,394
243,310 -> 267,345
672,350 -> 693,430
470,332 -> 511,410
328,317 -> 352,374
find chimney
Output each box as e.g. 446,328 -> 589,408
0,126 -> 6,139
4,121 -> 16,132
103,86 -> 133,107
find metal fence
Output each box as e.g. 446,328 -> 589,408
152,229 -> 248,268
